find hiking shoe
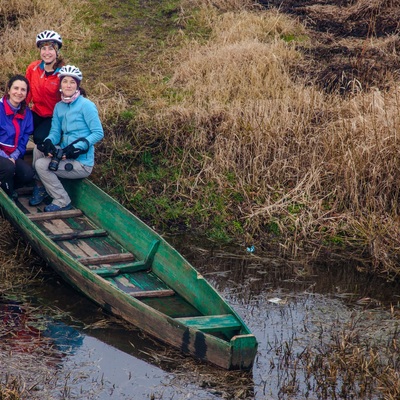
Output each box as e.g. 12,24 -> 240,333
10,191 -> 18,201
44,202 -> 72,212
29,185 -> 49,206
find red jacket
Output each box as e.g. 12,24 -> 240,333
26,60 -> 62,117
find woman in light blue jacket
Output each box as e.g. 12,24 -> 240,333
29,65 -> 104,212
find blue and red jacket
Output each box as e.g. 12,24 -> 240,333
0,97 -> 33,160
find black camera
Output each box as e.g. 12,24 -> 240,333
48,148 -> 64,171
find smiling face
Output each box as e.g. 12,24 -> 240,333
60,76 -> 78,98
40,44 -> 57,67
7,79 -> 28,108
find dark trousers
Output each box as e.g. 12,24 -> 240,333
32,112 -> 52,145
0,157 -> 35,195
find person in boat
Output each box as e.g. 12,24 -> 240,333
25,30 -> 65,145
0,75 -> 35,198
29,65 -> 104,212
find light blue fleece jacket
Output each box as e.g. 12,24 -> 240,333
47,95 -> 104,166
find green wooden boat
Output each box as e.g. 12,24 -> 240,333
0,179 -> 258,370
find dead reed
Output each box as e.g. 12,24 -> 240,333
0,0 -> 90,84
133,0 -> 400,277
3,0 -> 400,277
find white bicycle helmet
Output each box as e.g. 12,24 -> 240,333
58,65 -> 83,81
36,30 -> 63,48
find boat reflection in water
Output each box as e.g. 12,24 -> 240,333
0,295 -> 83,363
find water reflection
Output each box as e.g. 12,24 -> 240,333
1,235 -> 400,399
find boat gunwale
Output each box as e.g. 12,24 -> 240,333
0,182 -> 258,370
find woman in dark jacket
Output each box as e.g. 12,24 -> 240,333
0,75 -> 34,197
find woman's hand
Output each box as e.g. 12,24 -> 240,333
42,139 -> 57,157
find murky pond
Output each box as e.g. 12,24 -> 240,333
1,234 -> 400,399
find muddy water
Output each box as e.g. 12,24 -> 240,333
1,236 -> 400,399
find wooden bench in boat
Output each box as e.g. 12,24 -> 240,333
79,252 -> 135,265
129,289 -> 175,298
24,198 -> 173,299
90,240 -> 160,277
48,229 -> 108,241
175,314 -> 242,333
27,209 -> 83,221
26,205 -> 161,276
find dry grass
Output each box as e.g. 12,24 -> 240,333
1,1 -> 400,398
0,0 -> 90,86
0,220 -> 43,293
132,0 -> 400,276
2,0 -> 400,275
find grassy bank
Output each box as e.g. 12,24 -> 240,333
1,0 -> 400,278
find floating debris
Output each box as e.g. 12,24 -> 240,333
246,245 -> 255,253
267,297 -> 286,304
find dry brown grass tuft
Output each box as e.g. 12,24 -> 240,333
142,3 -> 400,275
182,0 -> 260,13
0,220 -> 43,293
3,0 -> 400,277
0,0 -> 90,86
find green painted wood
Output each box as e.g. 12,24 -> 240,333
141,296 -> 201,318
0,180 -> 258,370
141,239 -> 160,268
230,334 -> 259,370
93,261 -> 149,277
93,239 -> 160,277
62,180 -> 239,320
175,314 -> 242,332
121,271 -> 171,292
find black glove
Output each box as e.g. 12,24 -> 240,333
40,139 -> 56,156
63,144 -> 82,159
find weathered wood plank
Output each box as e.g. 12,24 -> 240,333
93,261 -> 149,277
78,252 -> 135,265
130,289 -> 175,298
28,209 -> 83,221
91,240 -> 160,277
1,177 -> 258,370
48,229 -> 108,241
115,275 -> 137,288
43,219 -> 73,234
139,239 -> 160,269
175,314 -> 242,332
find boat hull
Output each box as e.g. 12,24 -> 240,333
0,179 -> 258,370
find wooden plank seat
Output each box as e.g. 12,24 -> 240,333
48,229 -> 108,241
94,260 -> 152,277
78,252 -> 135,266
28,209 -> 83,221
175,314 -> 242,332
129,289 -> 175,298
92,239 -> 161,277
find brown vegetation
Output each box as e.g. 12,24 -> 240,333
1,1 -> 400,398
140,0 -> 400,277
2,0 -> 400,275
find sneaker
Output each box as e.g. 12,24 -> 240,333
10,191 -> 18,201
29,185 -> 49,206
44,202 -> 72,212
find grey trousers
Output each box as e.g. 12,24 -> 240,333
33,146 -> 93,207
